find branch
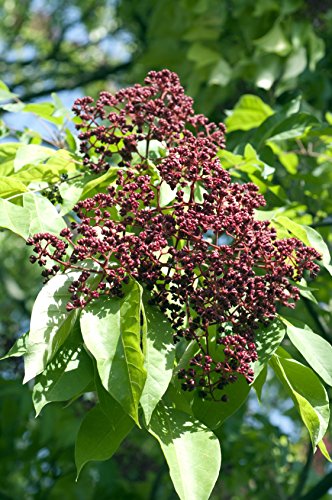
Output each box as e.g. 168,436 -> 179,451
17,60 -> 133,101
299,471 -> 332,500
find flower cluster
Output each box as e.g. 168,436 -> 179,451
72,69 -> 225,173
27,70 -> 321,401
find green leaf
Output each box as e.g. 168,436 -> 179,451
253,364 -> 267,402
282,47 -> 307,80
24,274 -> 78,383
190,375 -> 250,429
267,141 -> 299,174
253,319 -> 286,379
23,102 -> 63,126
137,139 -> 166,160
32,324 -> 93,416
159,181 -> 177,207
295,279 -> 318,304
266,114 -> 319,142
0,199 -> 30,239
81,167 -> 118,198
255,55 -> 280,90
171,340 -> 250,429
147,403 -> 221,500
0,332 -> 28,360
254,23 -> 292,56
282,316 -> 332,386
140,298 -> 176,424
0,142 -> 20,176
275,216 -> 331,266
208,58 -> 232,87
14,144 -> 56,171
304,226 -> 331,267
225,95 -> 274,132
52,93 -> 73,120
270,351 -> 330,448
251,97 -> 302,149
22,193 -> 66,235
10,152 -> 77,185
59,180 -> 84,215
0,176 -> 27,198
187,43 -> 220,68
308,30 -> 325,71
318,439 -> 332,462
0,102 -> 25,112
75,386 -> 134,477
11,165 -> 59,185
80,282 -> 146,424
0,81 -> 17,102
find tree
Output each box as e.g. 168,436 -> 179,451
0,66 -> 331,499
2,0 -> 332,113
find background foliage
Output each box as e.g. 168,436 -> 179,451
1,0 -> 332,498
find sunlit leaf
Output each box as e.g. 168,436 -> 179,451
24,274 -> 79,383
80,282 -> 146,424
282,316 -> 332,386
270,350 -> 330,448
22,193 -> 66,235
14,144 -> 56,171
225,95 -> 274,132
147,403 -> 221,500
0,199 -> 30,239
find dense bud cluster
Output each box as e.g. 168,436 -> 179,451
27,70 -> 321,401
72,69 -> 225,173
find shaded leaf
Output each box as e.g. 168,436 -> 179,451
81,168 -> 118,198
0,332 -> 28,360
190,375 -> 250,429
209,58 -> 232,87
253,319 -> 286,379
267,114 -> 319,142
187,43 -> 220,67
32,324 -> 93,415
282,47 -> 307,80
253,364 -> 267,402
140,298 -> 176,424
75,386 -> 134,477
